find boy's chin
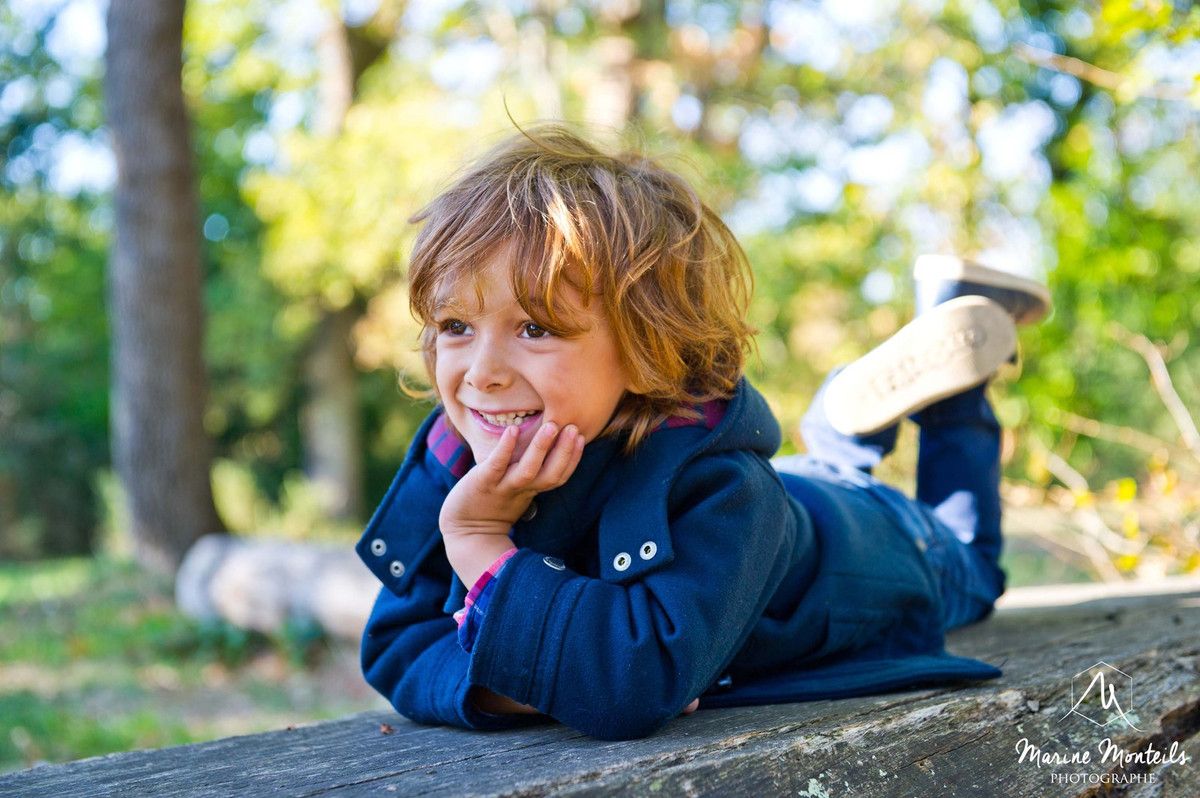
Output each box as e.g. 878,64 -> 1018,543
504,435 -> 537,463
470,437 -> 532,466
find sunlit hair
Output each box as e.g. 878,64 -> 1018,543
407,125 -> 755,451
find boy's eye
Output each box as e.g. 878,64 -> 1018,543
520,322 -> 551,339
438,319 -> 469,335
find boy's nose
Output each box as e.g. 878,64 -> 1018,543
463,341 -> 512,391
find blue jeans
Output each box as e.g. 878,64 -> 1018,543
774,372 -> 1006,631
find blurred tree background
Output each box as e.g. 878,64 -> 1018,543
4,0 -> 1200,573
6,0 -> 1194,572
1,0 -> 1199,770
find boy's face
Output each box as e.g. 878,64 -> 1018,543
432,249 -> 631,465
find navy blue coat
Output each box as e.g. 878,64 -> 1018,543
357,379 -> 998,740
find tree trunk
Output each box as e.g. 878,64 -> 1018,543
301,306 -> 364,520
104,0 -> 225,575
300,11 -> 364,522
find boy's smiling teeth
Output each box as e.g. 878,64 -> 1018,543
478,409 -> 540,427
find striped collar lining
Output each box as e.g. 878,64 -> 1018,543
426,400 -> 728,479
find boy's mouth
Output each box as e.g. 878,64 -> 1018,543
470,408 -> 543,434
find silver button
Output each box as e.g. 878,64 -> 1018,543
389,560 -> 405,577
543,556 -> 565,571
521,502 -> 538,521
915,538 -> 927,552
639,541 -> 657,560
613,552 -> 631,571
370,538 -> 386,556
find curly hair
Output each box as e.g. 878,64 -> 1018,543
407,125 -> 755,451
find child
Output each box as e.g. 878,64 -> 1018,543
355,127 -> 1051,741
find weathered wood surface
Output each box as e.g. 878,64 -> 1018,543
4,578 -> 1198,798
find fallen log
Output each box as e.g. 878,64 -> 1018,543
5,577 -> 1198,797
174,533 -> 378,640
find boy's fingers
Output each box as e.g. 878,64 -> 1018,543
482,425 -> 519,480
562,430 -> 585,482
682,698 -> 699,716
568,432 -> 585,474
537,426 -> 581,487
509,421 -> 558,484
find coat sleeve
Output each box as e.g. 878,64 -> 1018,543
466,452 -> 796,740
360,544 -> 544,731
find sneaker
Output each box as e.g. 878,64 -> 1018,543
914,254 -> 1051,326
823,296 -> 1017,436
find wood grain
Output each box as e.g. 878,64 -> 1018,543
4,579 -> 1197,797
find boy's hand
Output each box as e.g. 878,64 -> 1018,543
471,689 -> 700,719
469,686 -> 541,716
439,421 -> 584,587
439,421 -> 584,539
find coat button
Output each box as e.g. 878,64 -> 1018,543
389,560 -> 405,578
543,556 -> 565,571
613,552 -> 631,571
370,538 -> 386,556
638,541 -> 657,560
521,502 -> 538,521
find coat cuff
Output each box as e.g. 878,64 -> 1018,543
454,546 -> 518,652
415,632 -> 538,730
467,548 -> 582,708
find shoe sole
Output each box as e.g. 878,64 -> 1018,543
824,296 -> 1017,436
914,254 -> 1051,325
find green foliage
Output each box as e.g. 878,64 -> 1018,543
0,7 -> 111,557
1,692 -> 195,773
4,0 -> 1198,574
162,618 -> 260,668
0,557 -> 381,773
277,618 -> 329,669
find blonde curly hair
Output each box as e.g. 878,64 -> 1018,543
407,125 -> 755,451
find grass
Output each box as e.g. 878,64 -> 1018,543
0,556 -> 386,775
1001,535 -> 1095,586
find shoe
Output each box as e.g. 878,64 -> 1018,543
914,254 -> 1051,326
823,296 -> 1017,436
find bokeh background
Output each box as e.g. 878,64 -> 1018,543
2,0 -> 1198,773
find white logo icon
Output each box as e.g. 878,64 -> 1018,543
1062,661 -> 1143,730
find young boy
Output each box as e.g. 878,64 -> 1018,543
355,128 -> 1050,740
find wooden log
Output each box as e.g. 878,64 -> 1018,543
5,578 -> 1198,797
174,534 -> 379,640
